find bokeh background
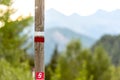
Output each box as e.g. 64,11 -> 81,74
0,0 -> 120,80
45,0 -> 120,80
0,0 -> 34,80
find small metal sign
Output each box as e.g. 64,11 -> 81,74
36,72 -> 44,80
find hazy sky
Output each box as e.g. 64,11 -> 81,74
13,0 -> 120,16
12,0 -> 120,38
46,0 -> 120,16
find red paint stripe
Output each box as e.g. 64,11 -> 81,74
34,36 -> 44,42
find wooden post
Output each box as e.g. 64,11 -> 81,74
35,0 -> 44,80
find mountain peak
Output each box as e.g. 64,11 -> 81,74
93,9 -> 108,15
94,9 -> 120,15
46,8 -> 57,12
45,8 -> 66,16
46,8 -> 60,14
69,13 -> 80,17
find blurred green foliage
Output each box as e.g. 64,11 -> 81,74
0,0 -> 33,80
45,45 -> 59,80
46,40 -> 120,80
92,35 -> 120,65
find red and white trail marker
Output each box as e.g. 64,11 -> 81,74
34,32 -> 44,43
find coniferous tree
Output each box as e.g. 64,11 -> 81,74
0,0 -> 33,79
50,40 -> 115,80
45,45 -> 59,80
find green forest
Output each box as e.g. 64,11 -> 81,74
92,35 -> 120,65
0,0 -> 34,80
45,39 -> 120,80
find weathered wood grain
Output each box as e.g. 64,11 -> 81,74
35,43 -> 44,72
35,0 -> 44,31
35,0 -> 44,73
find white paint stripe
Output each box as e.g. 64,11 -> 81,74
35,32 -> 44,36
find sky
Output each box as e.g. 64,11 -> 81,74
45,0 -> 120,16
45,0 -> 120,39
12,0 -> 120,39
13,0 -> 120,16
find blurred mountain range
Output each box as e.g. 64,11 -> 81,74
45,27 -> 96,64
45,9 -> 120,39
29,9 -> 120,64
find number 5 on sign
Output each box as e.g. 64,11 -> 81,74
36,72 -> 44,80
